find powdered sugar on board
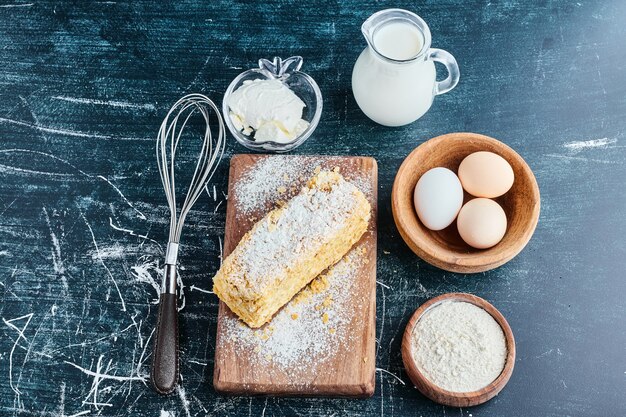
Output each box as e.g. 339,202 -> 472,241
216,155 -> 377,385
234,155 -> 373,217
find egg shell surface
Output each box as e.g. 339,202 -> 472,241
458,151 -> 515,198
457,198 -> 508,249
413,167 -> 464,231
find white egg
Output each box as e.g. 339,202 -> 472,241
413,167 -> 464,231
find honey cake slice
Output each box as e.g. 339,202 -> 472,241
212,170 -> 371,328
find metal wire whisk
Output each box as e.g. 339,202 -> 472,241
151,93 -> 225,395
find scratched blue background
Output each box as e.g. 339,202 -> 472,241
1,0 -> 625,416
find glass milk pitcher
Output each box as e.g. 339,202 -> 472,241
352,9 -> 460,127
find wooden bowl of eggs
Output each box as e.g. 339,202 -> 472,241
392,132 -> 540,273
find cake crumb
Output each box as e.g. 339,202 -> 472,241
322,313 -> 329,324
329,328 -> 336,334
309,275 -> 329,294
277,186 -> 287,194
322,296 -> 333,308
314,165 -> 321,174
363,357 -> 368,363
383,250 -> 391,255
291,313 -> 299,320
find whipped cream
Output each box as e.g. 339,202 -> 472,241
228,79 -> 309,144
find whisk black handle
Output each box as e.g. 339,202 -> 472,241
151,260 -> 179,395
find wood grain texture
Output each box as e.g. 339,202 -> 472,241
392,133 -> 540,273
401,293 -> 516,407
0,0 -> 625,416
213,154 -> 377,397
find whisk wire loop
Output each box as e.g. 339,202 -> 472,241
156,93 -> 225,254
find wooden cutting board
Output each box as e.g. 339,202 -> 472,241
213,154 -> 377,397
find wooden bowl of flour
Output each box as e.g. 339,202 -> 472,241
401,293 -> 516,407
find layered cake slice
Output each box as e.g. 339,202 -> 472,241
213,170 -> 371,328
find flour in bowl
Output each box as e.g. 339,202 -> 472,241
411,300 -> 507,393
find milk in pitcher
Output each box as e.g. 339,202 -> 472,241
352,9 -> 459,127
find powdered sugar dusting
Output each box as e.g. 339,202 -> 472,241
234,155 -> 373,216
234,156 -> 309,215
221,244 -> 367,371
218,155 -> 376,379
345,170 -> 373,201
225,172 -> 368,299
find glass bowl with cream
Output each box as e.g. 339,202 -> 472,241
222,56 -> 322,152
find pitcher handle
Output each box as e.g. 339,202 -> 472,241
428,48 -> 460,96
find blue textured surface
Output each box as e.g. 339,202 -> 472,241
1,1 -> 625,416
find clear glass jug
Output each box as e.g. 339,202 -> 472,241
352,9 -> 460,127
